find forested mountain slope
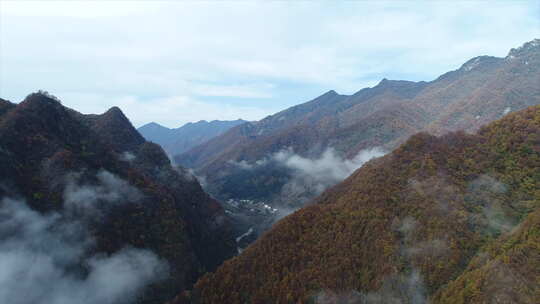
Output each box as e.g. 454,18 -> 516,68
0,92 -> 236,304
174,105 -> 540,304
175,39 -> 540,210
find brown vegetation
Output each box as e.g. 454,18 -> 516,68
178,105 -> 540,303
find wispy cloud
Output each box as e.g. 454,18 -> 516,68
230,147 -> 386,207
0,169 -> 170,304
0,196 -> 167,304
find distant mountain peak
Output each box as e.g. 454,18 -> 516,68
139,121 -> 169,130
376,78 -> 413,86
376,78 -> 398,88
138,118 -> 247,156
459,55 -> 499,72
308,90 -> 340,102
147,121 -> 164,127
326,89 -> 338,95
507,38 -> 540,58
373,78 -> 426,94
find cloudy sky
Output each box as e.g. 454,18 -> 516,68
0,1 -> 538,128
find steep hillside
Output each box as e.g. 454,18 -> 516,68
0,92 -> 236,304
175,105 -> 540,303
175,39 -> 540,212
138,119 -> 246,156
433,208 -> 540,304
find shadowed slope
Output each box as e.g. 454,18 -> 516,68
0,93 -> 236,304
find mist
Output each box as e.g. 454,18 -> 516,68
275,147 -> 385,206
119,151 -> 136,162
314,268 -> 427,304
230,147 -> 385,207
275,147 -> 384,181
323,216 -> 438,304
0,170 -> 168,304
467,174 -> 516,235
64,169 -> 142,218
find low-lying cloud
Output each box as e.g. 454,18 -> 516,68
0,170 -> 168,304
230,147 -> 385,208
358,269 -> 427,304
315,268 -> 427,304
275,147 -> 385,182
467,174 -> 516,235
64,169 -> 142,218
119,151 -> 136,162
275,147 -> 385,206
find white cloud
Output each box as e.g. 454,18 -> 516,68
1,1 -> 538,125
0,0 -> 161,18
275,147 -> 385,183
0,196 -> 167,304
231,147 -> 386,206
58,92 -> 276,128
0,170 -> 171,303
63,170 -> 142,217
274,147 -> 386,204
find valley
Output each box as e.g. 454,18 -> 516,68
173,39 -> 540,250
1,2 -> 538,302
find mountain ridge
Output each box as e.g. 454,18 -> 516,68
175,39 -> 540,213
0,92 -> 237,304
176,104 -> 540,303
138,119 -> 247,156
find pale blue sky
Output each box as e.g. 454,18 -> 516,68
1,1 -> 539,127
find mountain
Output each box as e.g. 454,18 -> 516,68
138,119 -> 246,156
174,104 -> 540,303
177,39 -> 538,203
173,39 -> 540,248
0,92 -> 236,304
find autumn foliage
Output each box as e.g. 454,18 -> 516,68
180,105 -> 540,303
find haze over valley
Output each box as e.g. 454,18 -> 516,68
0,1 -> 539,304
